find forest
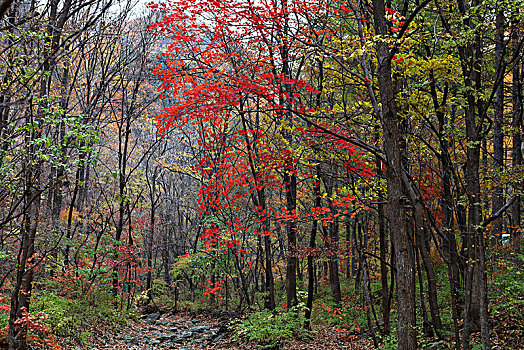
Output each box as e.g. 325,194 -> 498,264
0,0 -> 523,349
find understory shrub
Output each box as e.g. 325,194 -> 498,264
232,304 -> 309,349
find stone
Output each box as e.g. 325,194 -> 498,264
213,333 -> 225,343
190,325 -> 212,333
158,334 -> 178,341
170,337 -> 186,344
426,341 -> 445,350
145,313 -> 161,325
203,331 -> 217,341
179,331 -> 193,338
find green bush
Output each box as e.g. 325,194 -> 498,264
31,285 -> 137,344
232,305 -> 309,349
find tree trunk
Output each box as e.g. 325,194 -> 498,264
9,1 -> 73,346
430,70 -> 462,348
146,167 -> 158,297
323,169 -> 341,306
492,6 -> 505,244
372,1 -> 417,347
284,169 -> 298,309
404,175 -> 443,336
305,165 -> 321,329
377,158 -> 390,335
511,29 -> 522,255
238,102 -> 275,310
8,165 -> 40,350
457,0 -> 490,345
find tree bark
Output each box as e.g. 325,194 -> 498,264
376,158 -> 391,335
322,169 -> 341,306
511,27 -> 522,254
284,168 -> 298,309
456,0 -> 490,346
372,1 -> 417,348
492,6 -> 505,243
305,165 -> 321,329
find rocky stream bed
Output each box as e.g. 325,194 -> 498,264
80,311 -> 379,350
86,312 -> 238,350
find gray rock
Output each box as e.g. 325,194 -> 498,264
190,325 -> 212,333
150,312 -> 161,319
145,313 -> 161,325
213,333 -> 225,343
179,331 -> 193,338
203,331 -> 217,341
158,334 -> 179,341
170,337 -> 186,344
426,341 -> 445,350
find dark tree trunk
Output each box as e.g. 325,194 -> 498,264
376,158 -> 390,335
305,165 -> 321,329
372,1 -> 417,347
113,115 -> 131,300
238,101 -> 275,310
323,169 -> 341,306
512,29 -> 522,255
264,232 -> 275,310
146,166 -> 159,297
429,70 -> 462,348
284,169 -> 298,309
8,1 -> 73,347
404,178 -> 443,336
492,7 -> 505,243
351,218 -> 358,277
456,0 -> 491,345
8,166 -> 40,350
346,219 -> 351,280
415,241 -> 431,337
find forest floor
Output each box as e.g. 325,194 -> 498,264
81,308 -> 524,350
85,311 -> 375,350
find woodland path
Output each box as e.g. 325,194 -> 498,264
86,312 -> 375,350
88,312 -> 235,350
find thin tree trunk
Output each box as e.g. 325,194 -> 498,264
305,165 -> 321,329
377,158 -> 390,335
512,30 -> 522,256
492,6 -> 505,244
323,170 -> 341,306
284,169 -> 298,309
8,164 -> 40,350
404,177 -> 443,336
458,0 -> 489,344
238,102 -> 275,310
